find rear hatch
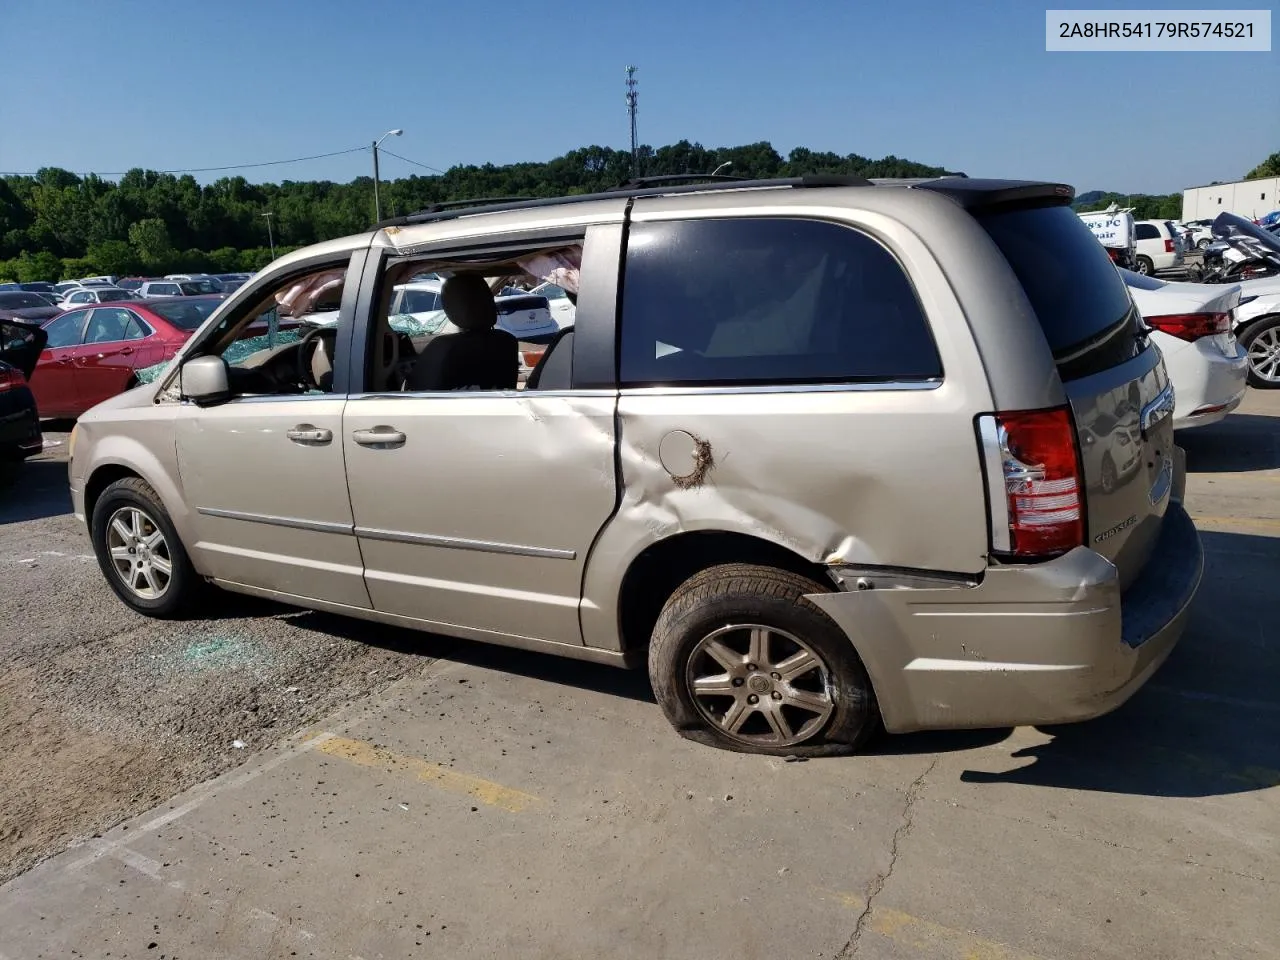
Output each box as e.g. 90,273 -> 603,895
978,204 -> 1175,589
495,294 -> 557,340
0,319 -> 48,380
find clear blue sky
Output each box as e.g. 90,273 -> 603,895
2,0 -> 1275,195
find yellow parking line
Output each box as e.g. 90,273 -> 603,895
317,735 -> 541,813
820,889 -> 1047,960
1190,514 -> 1280,534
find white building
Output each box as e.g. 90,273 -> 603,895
1182,177 -> 1280,221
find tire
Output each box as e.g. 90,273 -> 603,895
1100,454 -> 1117,494
91,477 -> 203,617
1135,255 -> 1155,276
648,563 -> 879,757
1197,238 -> 1211,250
1239,316 -> 1280,390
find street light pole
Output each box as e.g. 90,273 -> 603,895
260,211 -> 275,259
372,128 -> 403,222
710,161 -> 732,177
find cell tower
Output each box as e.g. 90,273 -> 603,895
625,65 -> 639,178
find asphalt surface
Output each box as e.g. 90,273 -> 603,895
1,394 -> 1278,959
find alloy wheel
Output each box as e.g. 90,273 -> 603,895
684,624 -> 835,748
1247,328 -> 1280,384
105,506 -> 173,600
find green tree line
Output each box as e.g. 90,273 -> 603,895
0,140 -> 952,282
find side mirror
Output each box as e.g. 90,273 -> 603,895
180,355 -> 230,405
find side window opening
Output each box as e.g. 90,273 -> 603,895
365,243 -> 582,394
140,264 -> 349,396
619,218 -> 941,387
85,308 -> 146,344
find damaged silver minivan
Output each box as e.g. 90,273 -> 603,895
68,175 -> 1203,755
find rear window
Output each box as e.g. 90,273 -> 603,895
977,205 -> 1139,377
0,292 -> 48,309
1135,223 -> 1159,240
179,280 -> 218,295
149,298 -> 221,330
398,289 -> 440,314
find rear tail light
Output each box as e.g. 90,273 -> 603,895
977,407 -> 1084,558
1146,312 -> 1230,341
1164,238 -> 1175,253
0,366 -> 26,392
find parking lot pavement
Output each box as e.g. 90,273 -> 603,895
2,395 -> 1279,960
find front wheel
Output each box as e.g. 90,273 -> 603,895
1135,255 -> 1155,276
1197,238 -> 1211,250
648,563 -> 879,756
91,477 -> 203,617
1240,316 -> 1280,389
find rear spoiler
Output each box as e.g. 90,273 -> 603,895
914,178 -> 1075,211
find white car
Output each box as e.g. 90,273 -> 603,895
1232,274 -> 1280,388
1180,223 -> 1214,251
1121,269 -> 1247,428
56,286 -> 136,311
530,281 -> 577,328
1134,220 -> 1185,275
388,279 -> 560,343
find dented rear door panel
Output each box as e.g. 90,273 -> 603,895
578,381 -> 993,650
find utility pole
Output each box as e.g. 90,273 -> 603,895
625,65 -> 639,179
260,211 -> 275,259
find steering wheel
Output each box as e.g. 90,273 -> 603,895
296,326 -> 336,390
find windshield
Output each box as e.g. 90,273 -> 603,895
149,298 -> 221,330
532,282 -> 568,300
0,292 -> 50,309
98,289 -> 133,302
179,279 -> 219,295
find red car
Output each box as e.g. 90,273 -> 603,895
33,296 -> 226,417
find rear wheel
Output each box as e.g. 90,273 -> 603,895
1135,255 -> 1155,276
1240,316 -> 1280,389
648,563 -> 878,756
91,477 -> 203,617
1197,238 -> 1211,250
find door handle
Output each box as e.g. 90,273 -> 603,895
55,356 -> 72,364
352,426 -> 406,449
286,425 -> 333,445
120,346 -> 134,356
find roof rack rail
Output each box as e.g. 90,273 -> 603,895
371,173 -> 960,231
609,174 -> 748,190
376,196 -> 534,229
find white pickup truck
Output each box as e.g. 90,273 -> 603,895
1079,208 -> 1137,270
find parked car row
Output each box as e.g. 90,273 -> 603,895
1,272 -> 253,302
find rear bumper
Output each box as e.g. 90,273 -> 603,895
1166,337 -> 1248,430
806,503 -> 1203,733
